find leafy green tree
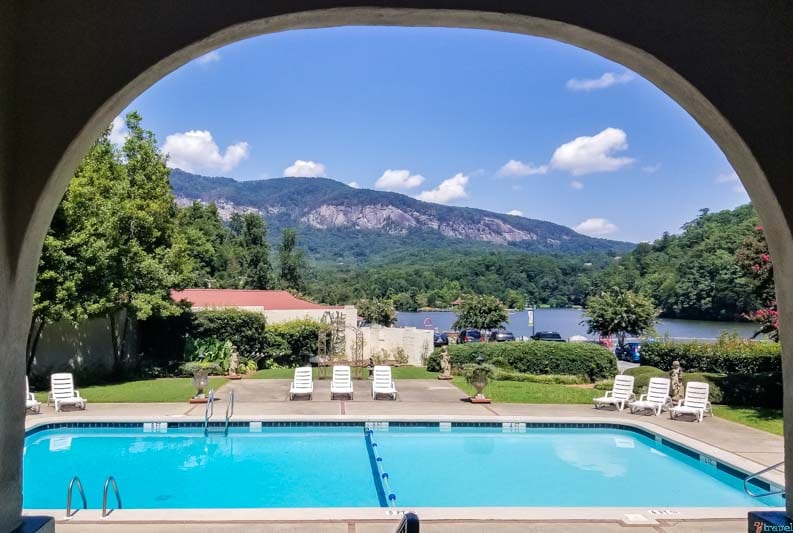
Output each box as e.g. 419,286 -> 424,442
237,213 -> 272,289
504,289 -> 527,310
583,288 -> 657,352
104,111 -> 193,369
177,202 -> 234,287
736,225 -> 778,340
452,295 -> 508,330
278,228 -> 306,291
357,298 -> 397,326
27,132 -> 122,373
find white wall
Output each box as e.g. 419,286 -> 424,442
360,325 -> 434,366
31,313 -> 137,380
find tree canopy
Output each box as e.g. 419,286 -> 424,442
452,295 -> 508,330
583,288 -> 657,350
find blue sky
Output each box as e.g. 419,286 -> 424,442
112,26 -> 748,243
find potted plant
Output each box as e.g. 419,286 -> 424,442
181,361 -> 221,401
462,354 -> 494,403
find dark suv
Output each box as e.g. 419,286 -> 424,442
531,331 -> 565,342
433,332 -> 449,347
489,330 -> 515,342
457,329 -> 482,343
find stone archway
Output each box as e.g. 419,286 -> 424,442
1,3 -> 792,529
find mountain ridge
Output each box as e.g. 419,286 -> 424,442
169,169 -> 634,260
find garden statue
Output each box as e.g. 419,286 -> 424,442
438,346 -> 453,380
669,360 -> 684,402
367,357 -> 374,379
228,345 -> 241,379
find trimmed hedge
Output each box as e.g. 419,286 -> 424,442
190,309 -> 267,359
623,365 -> 783,408
426,341 -> 617,381
490,370 -> 586,385
640,339 -> 781,374
264,319 -> 330,367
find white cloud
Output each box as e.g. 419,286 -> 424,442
283,160 -> 327,178
642,163 -> 661,173
506,209 -> 523,217
715,171 -> 739,184
566,72 -> 633,92
416,173 -> 469,204
715,171 -> 746,193
574,218 -> 618,236
375,169 -> 425,190
570,180 -> 584,190
109,116 -> 128,145
196,51 -> 221,65
497,159 -> 549,177
162,130 -> 249,173
348,181 -> 360,189
550,128 -> 634,176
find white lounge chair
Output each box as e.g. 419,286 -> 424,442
48,373 -> 87,412
330,365 -> 353,400
26,377 -> 41,413
670,381 -> 710,422
593,374 -> 635,411
372,365 -> 397,400
629,377 -> 671,416
289,366 -> 314,400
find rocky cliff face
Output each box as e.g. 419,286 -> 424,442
170,169 -> 633,255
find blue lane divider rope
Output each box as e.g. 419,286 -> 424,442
364,428 -> 397,507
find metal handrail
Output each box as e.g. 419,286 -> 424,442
101,476 -> 122,518
395,512 -> 420,533
744,461 -> 786,498
66,476 -> 87,517
203,388 -> 215,436
224,389 -> 235,436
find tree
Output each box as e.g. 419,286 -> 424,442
27,130 -> 126,374
177,202 -> 234,287
278,228 -> 306,292
737,225 -> 778,340
583,288 -> 657,352
103,111 -> 193,370
237,213 -> 272,289
452,295 -> 508,331
357,298 -> 397,326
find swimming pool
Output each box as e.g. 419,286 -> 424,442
23,422 -> 785,509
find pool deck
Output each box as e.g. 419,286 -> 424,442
24,377 -> 785,532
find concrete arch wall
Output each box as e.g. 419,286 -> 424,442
1,2 -> 791,528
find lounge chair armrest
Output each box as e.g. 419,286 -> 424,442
637,394 -> 647,402
603,391 -> 613,398
675,399 -> 683,407
74,390 -> 80,397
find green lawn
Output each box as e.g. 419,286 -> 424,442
249,366 -> 438,380
34,377 -> 228,403
712,405 -> 784,435
452,377 -> 600,404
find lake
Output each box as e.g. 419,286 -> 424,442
396,308 -> 758,341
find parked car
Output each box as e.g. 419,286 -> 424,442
457,329 -> 482,343
433,332 -> 449,347
531,331 -> 565,342
616,341 -> 641,363
489,330 -> 515,342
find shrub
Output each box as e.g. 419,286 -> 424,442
426,341 -> 617,381
622,365 -> 782,407
640,338 -> 781,374
191,309 -> 267,359
491,371 -> 586,385
264,319 -> 330,367
594,379 -> 614,391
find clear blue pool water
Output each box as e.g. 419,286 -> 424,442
23,425 -> 785,509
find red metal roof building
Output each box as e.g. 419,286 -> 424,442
170,289 -> 342,311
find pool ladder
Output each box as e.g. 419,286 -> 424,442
65,475 -> 122,518
203,388 -> 234,436
743,461 -> 786,498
